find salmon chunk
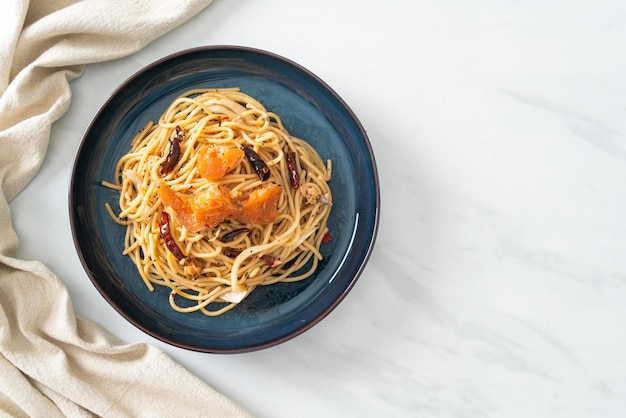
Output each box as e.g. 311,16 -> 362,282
198,145 -> 244,181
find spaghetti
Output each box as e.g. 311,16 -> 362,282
103,88 -> 333,316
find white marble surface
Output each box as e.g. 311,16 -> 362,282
9,0 -> 626,416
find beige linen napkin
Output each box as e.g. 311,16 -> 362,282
0,1 -> 253,416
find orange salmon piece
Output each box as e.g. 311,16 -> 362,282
188,184 -> 241,228
158,181 -> 196,230
237,182 -> 282,224
198,145 -> 244,181
159,182 -> 240,231
159,181 -> 283,230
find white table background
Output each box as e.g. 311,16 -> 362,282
10,0 -> 626,416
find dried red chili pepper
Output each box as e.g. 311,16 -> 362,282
243,146 -> 270,181
322,231 -> 333,244
159,211 -> 185,260
160,125 -> 184,175
221,228 -> 250,242
160,139 -> 180,175
174,125 -> 184,142
286,151 -> 300,189
222,248 -> 242,258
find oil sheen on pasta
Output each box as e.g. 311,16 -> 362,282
103,88 -> 333,316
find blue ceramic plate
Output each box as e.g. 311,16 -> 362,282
70,46 -> 379,353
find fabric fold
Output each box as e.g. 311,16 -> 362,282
0,0 -> 253,416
